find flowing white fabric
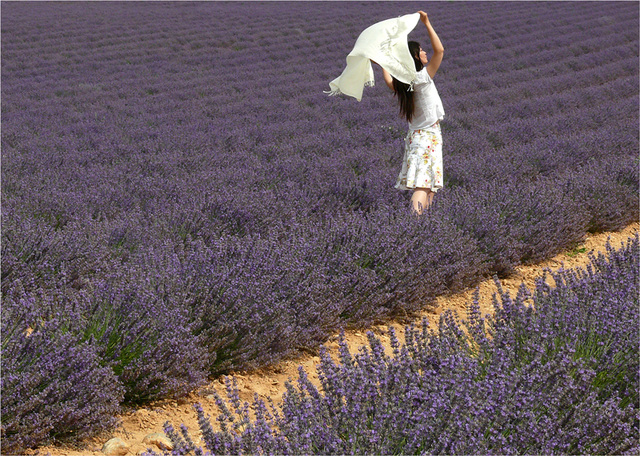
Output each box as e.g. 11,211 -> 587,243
325,13 -> 421,101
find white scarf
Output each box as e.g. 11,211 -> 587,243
325,13 -> 421,101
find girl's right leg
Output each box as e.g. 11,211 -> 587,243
411,188 -> 434,215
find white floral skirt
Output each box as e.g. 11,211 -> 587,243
394,124 -> 444,192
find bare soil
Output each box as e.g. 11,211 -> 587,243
34,222 -> 639,456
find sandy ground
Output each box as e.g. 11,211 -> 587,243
32,222 -> 639,456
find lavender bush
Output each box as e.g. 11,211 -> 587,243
528,235 -> 639,408
441,178 -> 588,277
143,210 -> 487,373
1,311 -> 123,453
2,1 -> 638,451
153,235 -> 639,455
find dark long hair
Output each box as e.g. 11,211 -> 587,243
393,41 -> 424,122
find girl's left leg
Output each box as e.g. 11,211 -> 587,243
411,187 -> 434,215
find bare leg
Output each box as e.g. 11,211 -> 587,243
410,188 -> 434,215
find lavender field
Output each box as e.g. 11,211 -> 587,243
154,235 -> 639,455
1,1 -> 638,452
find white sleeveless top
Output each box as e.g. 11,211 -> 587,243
408,68 -> 445,131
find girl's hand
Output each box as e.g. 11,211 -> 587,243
418,10 -> 429,25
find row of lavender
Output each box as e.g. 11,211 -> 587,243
2,1 -> 638,451
150,234 -> 639,455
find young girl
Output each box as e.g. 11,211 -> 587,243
374,10 -> 445,215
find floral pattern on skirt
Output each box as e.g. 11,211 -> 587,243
394,124 -> 443,192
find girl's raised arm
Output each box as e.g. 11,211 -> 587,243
419,10 -> 444,78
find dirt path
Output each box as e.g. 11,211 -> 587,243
36,222 -> 639,456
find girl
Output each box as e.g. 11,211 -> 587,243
374,10 -> 445,215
